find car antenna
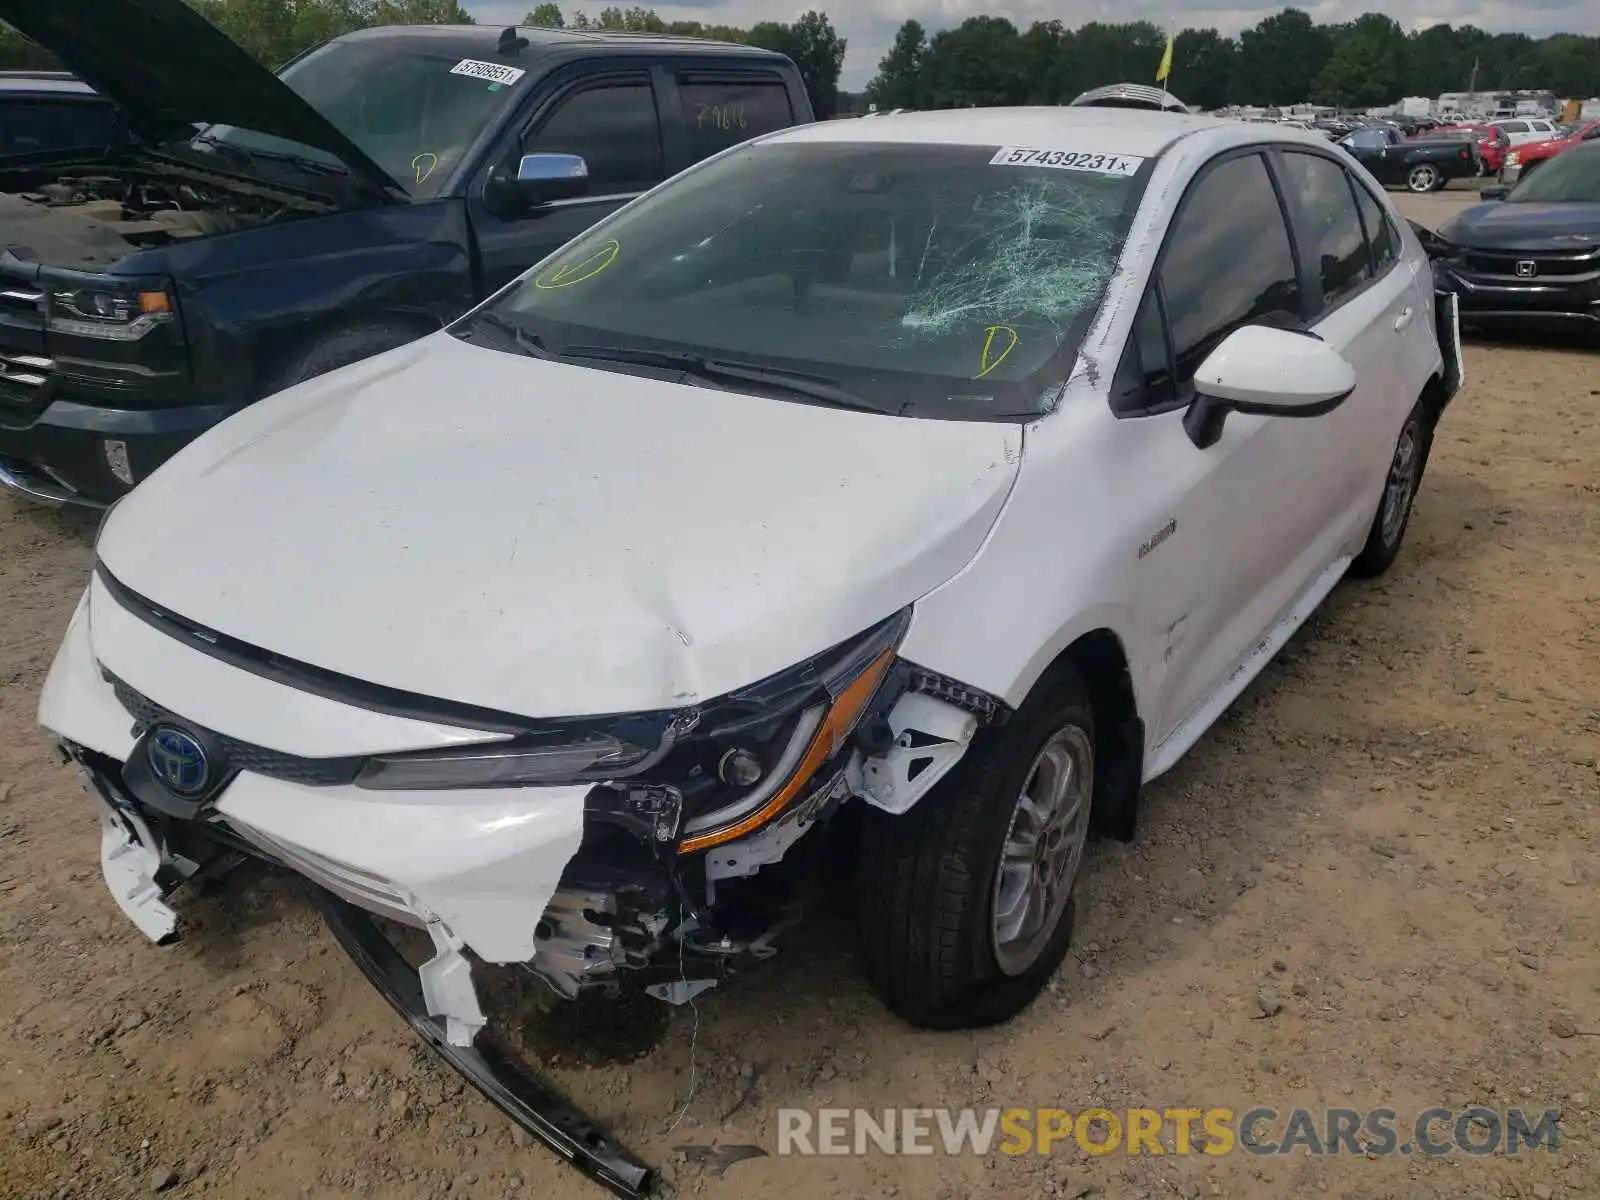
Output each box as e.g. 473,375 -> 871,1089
498,26 -> 530,54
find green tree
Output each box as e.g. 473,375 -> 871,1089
864,20 -> 927,109
1314,13 -> 1407,108
918,17 -> 1026,108
1236,8 -> 1331,106
523,3 -> 563,26
1171,28 -> 1238,110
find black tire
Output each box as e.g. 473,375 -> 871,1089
1349,397 -> 1434,579
856,666 -> 1094,1030
272,321 -> 433,393
1407,163 -> 1442,193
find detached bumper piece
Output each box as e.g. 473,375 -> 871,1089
305,885 -> 656,1200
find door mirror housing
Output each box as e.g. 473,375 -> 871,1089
516,152 -> 590,204
1479,184 -> 1511,201
486,152 -> 591,215
1183,325 -> 1357,450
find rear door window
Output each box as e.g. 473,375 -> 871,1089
1349,182 -> 1398,273
677,76 -> 794,161
1280,151 -> 1372,311
1499,120 -> 1529,134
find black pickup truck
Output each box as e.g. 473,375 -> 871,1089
1338,124 -> 1479,194
0,0 -> 812,507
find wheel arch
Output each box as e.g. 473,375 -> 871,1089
264,309 -> 445,396
1033,627 -> 1145,843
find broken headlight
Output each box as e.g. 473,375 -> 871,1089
354,719 -> 678,790
353,610 -> 911,852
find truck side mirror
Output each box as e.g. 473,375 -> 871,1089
516,153 -> 590,204
485,152 -> 590,216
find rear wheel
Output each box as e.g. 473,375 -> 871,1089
856,667 -> 1094,1030
1407,163 -> 1442,193
1350,397 -> 1433,579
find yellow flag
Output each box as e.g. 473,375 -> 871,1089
1156,30 -> 1174,83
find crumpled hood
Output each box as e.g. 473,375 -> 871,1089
96,334 -> 1022,718
1442,201 -> 1600,252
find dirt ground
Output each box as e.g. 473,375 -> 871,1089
3,187 -> 1597,1200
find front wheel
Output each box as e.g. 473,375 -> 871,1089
1349,397 -> 1433,579
856,667 -> 1095,1030
1407,163 -> 1442,193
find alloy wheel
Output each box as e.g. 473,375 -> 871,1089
990,723 -> 1093,977
1380,418 -> 1422,548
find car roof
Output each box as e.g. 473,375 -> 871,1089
0,71 -> 99,97
334,23 -> 790,65
766,106 -> 1221,158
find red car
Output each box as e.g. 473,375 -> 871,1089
1446,123 -> 1509,175
1502,119 -> 1600,184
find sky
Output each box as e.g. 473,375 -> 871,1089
463,0 -> 1597,89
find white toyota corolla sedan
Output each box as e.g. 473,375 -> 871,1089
39,107 -> 1462,1048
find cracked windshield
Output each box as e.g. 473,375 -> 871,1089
481,140 -> 1144,416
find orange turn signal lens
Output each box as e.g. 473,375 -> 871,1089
676,647 -> 896,855
138,291 -> 171,315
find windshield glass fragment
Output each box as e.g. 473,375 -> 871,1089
467,141 -> 1146,419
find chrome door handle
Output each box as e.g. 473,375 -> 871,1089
1393,306 -> 1415,332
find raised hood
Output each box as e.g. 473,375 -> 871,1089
95,334 -> 1023,719
1443,201 -> 1600,252
0,0 -> 401,198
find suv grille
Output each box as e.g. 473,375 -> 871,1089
1460,246 -> 1600,280
105,670 -> 365,788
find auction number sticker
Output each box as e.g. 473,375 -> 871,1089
990,147 -> 1144,176
450,59 -> 527,87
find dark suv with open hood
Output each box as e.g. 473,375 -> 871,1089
0,1 -> 812,507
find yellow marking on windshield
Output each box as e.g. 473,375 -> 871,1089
412,153 -> 439,185
975,325 -> 1020,379
534,239 -> 621,289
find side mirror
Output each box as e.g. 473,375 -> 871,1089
486,152 -> 590,215
1183,325 -> 1356,450
1479,184 -> 1510,201
516,152 -> 590,204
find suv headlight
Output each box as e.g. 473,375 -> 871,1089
355,609 -> 912,854
49,286 -> 175,341
1506,151 -> 1520,166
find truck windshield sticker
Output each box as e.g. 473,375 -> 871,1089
990,147 -> 1144,176
449,59 -> 527,87
412,153 -> 439,185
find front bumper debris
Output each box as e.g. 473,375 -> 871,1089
67,744 -> 657,1199
307,885 -> 656,1200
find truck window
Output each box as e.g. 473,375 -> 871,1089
677,77 -> 793,160
523,82 -> 664,194
0,99 -> 115,154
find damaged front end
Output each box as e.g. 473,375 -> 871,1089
48,597 -> 1006,1196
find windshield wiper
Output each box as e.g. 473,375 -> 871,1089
560,345 -> 882,412
191,133 -> 347,178
454,312 -> 556,360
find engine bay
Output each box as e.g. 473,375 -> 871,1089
0,160 -> 328,269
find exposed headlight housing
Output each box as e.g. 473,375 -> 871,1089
355,718 -> 679,790
49,286 -> 175,341
353,609 -> 913,853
